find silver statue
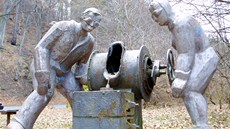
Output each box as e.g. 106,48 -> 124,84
149,0 -> 219,128
7,8 -> 102,129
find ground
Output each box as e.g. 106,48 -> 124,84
0,103 -> 229,128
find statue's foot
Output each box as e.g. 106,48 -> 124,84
188,125 -> 211,129
7,121 -> 24,129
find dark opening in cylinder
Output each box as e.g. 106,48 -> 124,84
106,43 -> 123,74
143,57 -> 154,97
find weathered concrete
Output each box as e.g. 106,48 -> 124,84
72,90 -> 139,129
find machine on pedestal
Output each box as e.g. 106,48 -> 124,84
72,42 -> 175,129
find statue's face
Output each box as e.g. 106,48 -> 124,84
149,2 -> 169,26
81,11 -> 101,32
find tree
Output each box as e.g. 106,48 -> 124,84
11,0 -> 22,45
0,0 -> 17,48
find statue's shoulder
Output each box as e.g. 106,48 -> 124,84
173,14 -> 194,29
52,20 -> 78,31
54,20 -> 77,25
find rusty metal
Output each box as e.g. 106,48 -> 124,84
87,42 -> 165,102
166,49 -> 175,85
87,43 -> 162,101
75,42 -> 167,129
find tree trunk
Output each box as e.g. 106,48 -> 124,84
0,1 -> 11,48
15,13 -> 31,81
0,17 -> 7,49
11,0 -> 21,46
0,0 -> 17,48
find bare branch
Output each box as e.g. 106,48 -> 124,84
0,10 -> 35,17
216,0 -> 230,4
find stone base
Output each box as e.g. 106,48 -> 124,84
72,90 -> 139,129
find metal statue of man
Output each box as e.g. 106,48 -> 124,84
149,0 -> 219,128
8,7 -> 102,129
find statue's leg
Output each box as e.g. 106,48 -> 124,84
182,49 -> 219,128
182,75 -> 211,128
56,71 -> 84,108
8,91 -> 54,129
183,91 -> 210,128
7,69 -> 56,129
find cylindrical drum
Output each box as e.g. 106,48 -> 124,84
87,43 -> 154,101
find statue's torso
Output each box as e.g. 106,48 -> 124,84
45,21 -> 93,64
33,20 -> 94,75
49,21 -> 78,62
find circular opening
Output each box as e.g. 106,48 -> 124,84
144,57 -> 154,95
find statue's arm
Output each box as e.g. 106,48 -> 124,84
33,24 -> 62,95
34,23 -> 62,71
170,23 -> 196,97
73,36 -> 95,85
172,25 -> 196,82
61,35 -> 95,69
78,36 -> 95,65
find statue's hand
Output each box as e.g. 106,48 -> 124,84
149,2 -> 162,17
75,75 -> 87,85
149,2 -> 157,14
75,63 -> 88,85
172,78 -> 186,98
35,70 -> 50,95
50,60 -> 67,77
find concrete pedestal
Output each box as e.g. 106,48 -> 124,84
72,90 -> 141,129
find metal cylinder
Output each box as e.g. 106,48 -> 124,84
87,43 -> 154,101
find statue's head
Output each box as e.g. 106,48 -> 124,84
149,0 -> 172,26
81,7 -> 102,32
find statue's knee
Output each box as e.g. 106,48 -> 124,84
183,91 -> 204,101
